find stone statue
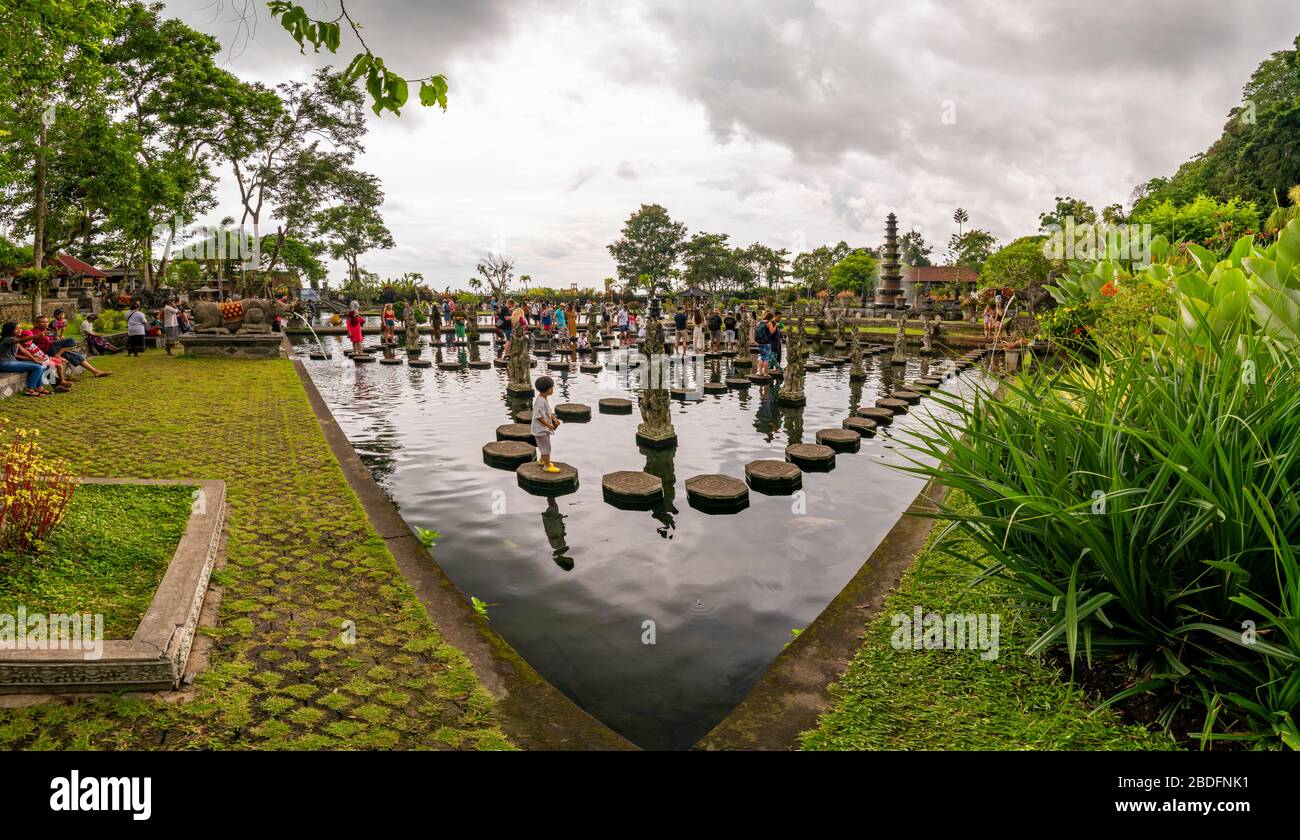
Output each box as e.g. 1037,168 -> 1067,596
507,329 -> 533,397
849,326 -> 864,381
404,301 -> 420,352
890,315 -> 908,366
920,314 -> 933,355
735,311 -> 752,366
636,313 -> 676,448
778,314 -> 807,406
834,311 -> 848,351
192,298 -> 296,335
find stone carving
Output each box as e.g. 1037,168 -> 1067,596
192,298 -> 296,335
778,313 -> 807,406
636,312 -> 676,448
507,330 -> 533,397
404,301 -> 421,352
849,327 -> 864,380
891,315 -> 908,365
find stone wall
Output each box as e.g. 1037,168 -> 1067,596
0,293 -> 77,325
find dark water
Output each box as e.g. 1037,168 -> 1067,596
294,334 -> 981,750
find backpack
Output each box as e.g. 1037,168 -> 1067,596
755,322 -> 770,344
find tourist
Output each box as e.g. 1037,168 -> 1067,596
982,305 -> 994,338
381,304 -> 397,344
553,303 -> 568,354
81,315 -> 121,356
540,303 -> 553,336
723,310 -> 738,351
429,299 -> 443,340
19,330 -> 72,391
126,302 -> 148,357
162,297 -> 181,355
692,308 -> 706,354
32,316 -> 111,378
497,299 -> 513,356
531,375 -> 562,473
345,305 -> 365,354
566,303 -> 578,350
673,306 -> 688,355
50,308 -> 69,338
453,306 -> 467,343
707,309 -> 723,351
576,330 -> 591,362
530,300 -> 540,325
769,312 -> 783,371
754,311 -> 774,376
616,304 -> 629,346
0,322 -> 49,397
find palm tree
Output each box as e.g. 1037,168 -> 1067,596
953,207 -> 970,239
1265,185 -> 1300,237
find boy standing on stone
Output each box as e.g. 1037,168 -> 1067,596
531,376 -> 562,473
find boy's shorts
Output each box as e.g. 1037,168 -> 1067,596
724,330 -> 736,342
535,433 -> 552,455
711,329 -> 722,342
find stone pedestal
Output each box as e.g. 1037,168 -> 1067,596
180,333 -> 284,359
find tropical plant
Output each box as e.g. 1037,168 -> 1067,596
0,422 -> 78,555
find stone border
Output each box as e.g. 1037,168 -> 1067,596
693,478 -> 948,750
0,478 -> 226,693
292,360 -> 634,751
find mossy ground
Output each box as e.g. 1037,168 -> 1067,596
0,483 -> 195,638
800,493 -> 1178,751
0,351 -> 513,750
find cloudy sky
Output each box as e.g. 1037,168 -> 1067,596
165,0 -> 1300,288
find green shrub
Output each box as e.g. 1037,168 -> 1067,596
95,309 -> 127,333
904,337 -> 1300,748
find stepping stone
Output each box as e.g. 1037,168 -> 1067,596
856,406 -> 894,425
733,357 -> 753,368
805,363 -> 822,371
309,352 -> 331,360
748,374 -> 772,384
534,349 -> 552,357
493,358 -> 509,368
352,355 -> 376,363
554,403 -> 591,422
876,398 -> 909,414
685,474 -> 749,513
468,360 -> 492,369
703,382 -> 729,394
892,389 -> 923,404
917,377 -> 943,387
842,416 -> 877,436
514,409 -> 533,423
816,428 -> 861,452
437,361 -> 462,370
516,461 -> 579,497
452,341 -> 468,347
786,443 -> 836,471
601,471 -> 664,508
744,460 -> 802,494
598,398 -> 633,414
482,440 -> 537,469
904,383 -> 933,394
769,369 -> 784,380
409,360 -> 432,368
670,387 -> 694,400
379,358 -> 403,366
725,377 -> 751,389
496,424 -> 536,444
704,352 -> 725,359
579,364 -> 603,373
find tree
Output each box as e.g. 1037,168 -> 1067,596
1038,196 -> 1098,231
746,243 -> 790,292
828,250 -> 879,299
791,242 -> 850,296
314,174 -> 394,287
980,236 -> 1051,291
952,207 -> 970,237
476,253 -> 515,299
900,229 -> 932,267
607,204 -> 687,293
947,229 -> 997,271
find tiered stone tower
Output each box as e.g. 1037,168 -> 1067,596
875,213 -> 903,308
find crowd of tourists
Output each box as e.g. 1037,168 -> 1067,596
0,309 -> 113,397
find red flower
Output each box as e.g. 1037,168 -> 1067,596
1100,281 -> 1119,297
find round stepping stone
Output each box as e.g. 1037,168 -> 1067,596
703,382 -> 729,394
554,403 -> 591,422
580,364 -> 603,373
496,424 -> 536,444
547,360 -> 571,370
725,377 -> 751,389
904,383 -> 933,394
856,406 -> 894,425
670,387 -> 694,400
516,461 -> 579,497
534,349 -> 552,358
917,377 -> 943,387
748,374 -> 772,384
744,460 -> 802,494
468,360 -> 492,369
598,398 -> 633,414
493,358 -> 509,368
352,355 -> 376,363
309,352 -> 331,360
409,360 -> 432,368
816,428 -> 861,452
804,362 -> 823,371
379,358 -> 403,365
892,389 -> 923,404
601,471 -> 664,508
437,361 -> 461,370
733,357 -> 753,368
876,398 -> 909,414
482,440 -> 536,469
786,443 -> 836,471
842,416 -> 877,436
685,474 -> 749,513
514,409 -> 533,424
769,369 -> 784,380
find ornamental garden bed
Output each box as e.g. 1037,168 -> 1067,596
0,478 -> 226,693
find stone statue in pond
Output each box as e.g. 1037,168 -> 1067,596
192,298 -> 297,335
404,301 -> 420,352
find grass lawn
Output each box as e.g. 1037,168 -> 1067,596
0,351 -> 513,751
800,492 -> 1178,751
0,483 -> 194,638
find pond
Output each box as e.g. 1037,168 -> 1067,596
293,332 -> 982,750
